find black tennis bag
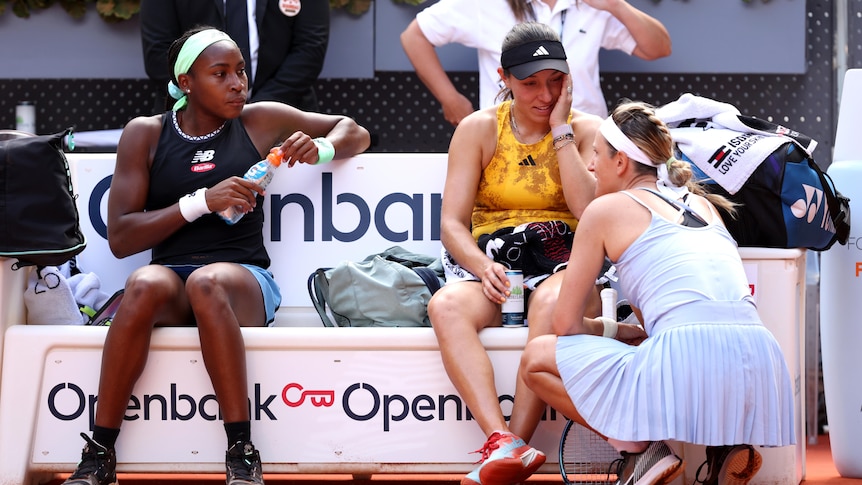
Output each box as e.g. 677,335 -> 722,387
682,141 -> 850,251
0,128 -> 87,268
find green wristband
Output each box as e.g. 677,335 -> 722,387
313,137 -> 335,165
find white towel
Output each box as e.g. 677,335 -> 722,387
656,93 -> 742,127
656,94 -> 817,153
656,93 -> 818,194
666,126 -> 788,194
24,266 -> 84,325
67,271 -> 111,318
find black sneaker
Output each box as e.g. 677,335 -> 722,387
693,445 -> 762,485
62,433 -> 117,485
225,440 -> 264,485
611,440 -> 684,485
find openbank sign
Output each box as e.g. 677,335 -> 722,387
86,173 -> 443,243
46,381 -> 559,432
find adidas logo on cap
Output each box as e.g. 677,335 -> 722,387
500,39 -> 569,79
532,45 -> 550,57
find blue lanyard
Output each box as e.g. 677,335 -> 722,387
527,2 -> 567,41
559,9 -> 567,42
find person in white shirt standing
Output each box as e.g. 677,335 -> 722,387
400,0 -> 671,125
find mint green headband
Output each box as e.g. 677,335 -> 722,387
169,29 -> 234,111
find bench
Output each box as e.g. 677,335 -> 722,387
0,154 -> 806,485
0,299 -> 560,484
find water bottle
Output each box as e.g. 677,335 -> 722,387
820,159 -> 862,478
818,68 -> 862,478
220,148 -> 283,225
600,287 -> 618,320
15,101 -> 36,134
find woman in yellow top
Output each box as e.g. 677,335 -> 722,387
428,22 -> 603,485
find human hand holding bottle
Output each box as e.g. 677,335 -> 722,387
218,148 -> 283,225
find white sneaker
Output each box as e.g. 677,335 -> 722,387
612,441 -> 684,485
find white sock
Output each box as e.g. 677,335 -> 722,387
607,438 -> 649,454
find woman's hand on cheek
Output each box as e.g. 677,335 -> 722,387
550,74 -> 573,128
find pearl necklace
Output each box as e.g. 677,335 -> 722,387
172,111 -> 226,142
510,101 -> 549,144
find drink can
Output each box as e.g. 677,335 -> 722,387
501,270 -> 525,327
15,101 -> 36,134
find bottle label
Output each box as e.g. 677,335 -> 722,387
220,157 -> 279,225
501,270 -> 525,327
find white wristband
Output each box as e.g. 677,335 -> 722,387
178,188 -> 211,222
552,124 -> 574,139
599,316 -> 619,339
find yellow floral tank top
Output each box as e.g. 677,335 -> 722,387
471,100 -> 577,239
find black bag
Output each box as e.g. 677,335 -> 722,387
0,128 -> 87,268
682,142 -> 850,251
307,246 -> 444,327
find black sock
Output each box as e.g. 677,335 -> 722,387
92,426 -> 120,450
224,421 -> 251,446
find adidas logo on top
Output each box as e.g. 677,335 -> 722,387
533,45 -> 550,56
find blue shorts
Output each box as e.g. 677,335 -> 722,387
164,263 -> 282,326
241,264 -> 282,326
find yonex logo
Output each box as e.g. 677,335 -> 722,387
791,183 -> 835,232
519,155 -> 537,166
532,45 -> 550,57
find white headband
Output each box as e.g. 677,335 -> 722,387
599,116 -> 652,166
600,116 -> 688,198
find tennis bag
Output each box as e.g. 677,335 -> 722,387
681,141 -> 850,251
0,128 -> 87,268
307,246 -> 445,327
658,94 -> 850,251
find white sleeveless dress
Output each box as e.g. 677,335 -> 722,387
556,191 -> 795,446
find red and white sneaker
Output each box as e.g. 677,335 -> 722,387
461,431 -> 546,485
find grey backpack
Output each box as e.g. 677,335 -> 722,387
307,246 -> 444,327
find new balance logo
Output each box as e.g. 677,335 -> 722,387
519,155 -> 537,166
533,45 -> 550,57
192,150 -> 215,163
190,149 -> 217,173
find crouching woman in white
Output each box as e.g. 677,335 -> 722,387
520,100 -> 795,485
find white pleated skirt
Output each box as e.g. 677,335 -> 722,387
556,300 -> 796,447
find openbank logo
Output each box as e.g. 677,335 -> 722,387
46,381 -> 559,432
87,173 -> 443,243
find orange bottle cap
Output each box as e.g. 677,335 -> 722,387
267,148 -> 283,166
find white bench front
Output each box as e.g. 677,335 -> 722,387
0,322 -> 567,485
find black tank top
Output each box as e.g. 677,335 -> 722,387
146,112 -> 270,268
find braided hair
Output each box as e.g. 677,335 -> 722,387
608,100 -> 737,215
